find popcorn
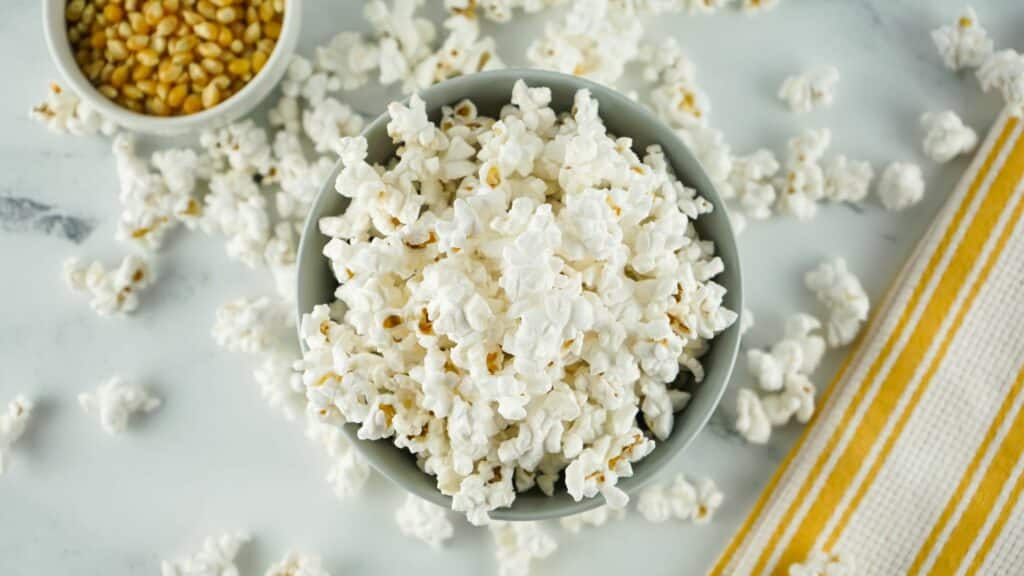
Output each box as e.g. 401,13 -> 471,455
977,50 -> 1024,117
740,0 -> 779,15
265,551 -> 331,576
30,83 -> 116,136
489,521 -> 557,576
64,254 -> 155,317
778,66 -> 840,113
921,110 -> 979,163
805,257 -> 870,348
395,494 -> 455,548
823,155 -> 874,203
637,474 -> 722,524
201,170 -> 272,268
789,550 -> 857,576
728,149 -> 780,220
0,395 -> 33,476
776,129 -> 831,220
559,505 -> 624,533
211,297 -> 286,354
254,353 -> 306,421
317,32 -> 381,91
78,376 -> 161,435
735,388 -> 771,444
877,162 -> 925,212
932,6 -> 994,71
682,0 -> 732,15
300,81 -> 735,523
305,417 -> 371,500
161,532 -> 250,576
200,120 -> 275,177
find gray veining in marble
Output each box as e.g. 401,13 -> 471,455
0,195 -> 94,244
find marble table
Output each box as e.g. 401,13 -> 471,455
1,0 -> 1018,574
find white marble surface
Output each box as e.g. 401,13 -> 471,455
1,1 -> 1020,574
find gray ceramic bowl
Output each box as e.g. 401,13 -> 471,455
296,69 -> 743,521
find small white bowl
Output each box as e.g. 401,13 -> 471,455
42,0 -> 301,135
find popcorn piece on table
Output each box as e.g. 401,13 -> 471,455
778,66 -> 840,113
63,253 -> 154,317
921,111 -> 978,163
211,297 -> 285,354
682,0 -> 732,15
735,387 -> 771,444
877,161 -> 925,212
0,395 -> 33,476
823,155 -> 874,204
728,149 -> 780,221
30,83 -> 116,136
78,376 -> 161,435
161,531 -> 250,576
253,353 -> 305,421
776,129 -> 831,220
265,550 -> 331,576
559,505 -> 624,533
740,0 -> 779,15
395,494 -> 455,548
305,417 -> 371,501
637,474 -> 723,524
805,257 -> 870,348
490,521 -> 558,576
977,50 -> 1024,117
932,6 -> 994,71
789,549 -> 856,576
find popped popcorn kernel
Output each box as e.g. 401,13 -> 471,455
63,253 -> 155,317
877,161 -> 925,212
78,376 -> 161,435
30,82 -> 116,136
805,258 -> 870,348
211,297 -> 287,354
490,521 -> 557,576
932,6 -> 993,71
637,474 -> 722,524
161,531 -> 250,576
0,395 -> 33,476
778,66 -> 840,113
921,110 -> 979,164
395,494 -> 455,548
559,505 -> 624,533
977,50 -> 1024,117
265,550 -> 331,576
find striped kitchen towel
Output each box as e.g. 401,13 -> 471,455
712,108 -> 1024,576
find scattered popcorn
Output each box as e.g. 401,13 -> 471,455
977,50 -> 1024,117
78,376 -> 161,435
490,521 -> 557,576
559,505 -> 624,533
637,474 -> 722,524
932,6 -> 994,71
64,254 -> 155,317
823,155 -> 874,204
921,111 -> 979,164
265,551 -> 331,576
305,417 -> 372,500
30,83 -> 116,136
877,162 -> 925,212
805,258 -> 870,348
740,0 -> 779,15
299,81 -> 736,524
682,0 -> 732,15
728,149 -> 780,221
211,297 -> 286,355
735,388 -> 771,444
740,308 -> 755,336
161,531 -> 250,576
0,396 -> 33,476
395,494 -> 455,548
254,353 -> 306,421
778,66 -> 840,113
789,550 -> 857,576
776,129 -> 831,221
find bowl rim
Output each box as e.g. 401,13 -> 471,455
41,0 -> 302,134
296,68 -> 743,521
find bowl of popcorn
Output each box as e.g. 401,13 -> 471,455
43,0 -> 300,134
295,69 -> 743,524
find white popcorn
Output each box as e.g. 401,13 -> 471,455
559,505 -> 624,533
789,550 -> 857,576
395,494 -> 455,548
201,169 -> 272,268
305,417 -> 371,500
778,66 -> 840,113
490,521 -> 557,576
637,474 -> 722,524
211,297 -> 285,354
78,376 -> 161,435
30,83 -> 116,136
265,551 -> 331,576
682,0 -> 732,15
932,6 -> 994,71
161,532 -> 250,576
776,129 -> 831,220
921,110 -> 979,163
735,388 -> 771,444
977,50 -> 1024,117
877,162 -> 925,212
254,353 -> 305,421
63,254 -> 155,317
728,149 -> 780,220
299,81 -> 735,523
317,32 -> 381,91
200,120 -> 275,176
740,0 -> 779,15
0,395 -> 33,476
823,155 -> 874,203
805,258 -> 869,348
